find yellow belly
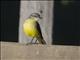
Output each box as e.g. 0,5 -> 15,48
23,20 -> 39,37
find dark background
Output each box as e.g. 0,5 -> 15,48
1,1 -> 80,46
53,0 -> 80,46
1,1 -> 20,42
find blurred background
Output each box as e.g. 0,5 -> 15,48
1,0 -> 80,46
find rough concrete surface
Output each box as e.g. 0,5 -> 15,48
1,42 -> 80,60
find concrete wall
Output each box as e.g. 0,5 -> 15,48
19,1 -> 53,44
1,42 -> 80,60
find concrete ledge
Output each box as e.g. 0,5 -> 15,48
1,42 -> 80,60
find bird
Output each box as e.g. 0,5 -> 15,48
23,13 -> 46,44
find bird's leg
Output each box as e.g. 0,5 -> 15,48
26,37 -> 34,45
35,39 -> 38,44
30,37 -> 34,43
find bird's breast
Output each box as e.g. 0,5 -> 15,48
23,20 -> 38,37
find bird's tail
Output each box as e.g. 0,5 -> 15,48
37,36 -> 46,44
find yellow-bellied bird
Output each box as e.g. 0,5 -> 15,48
23,13 -> 46,44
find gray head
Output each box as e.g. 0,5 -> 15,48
30,13 -> 42,19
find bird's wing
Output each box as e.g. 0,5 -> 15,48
36,21 -> 43,38
36,21 -> 46,44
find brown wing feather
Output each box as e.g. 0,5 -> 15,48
36,21 -> 46,44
